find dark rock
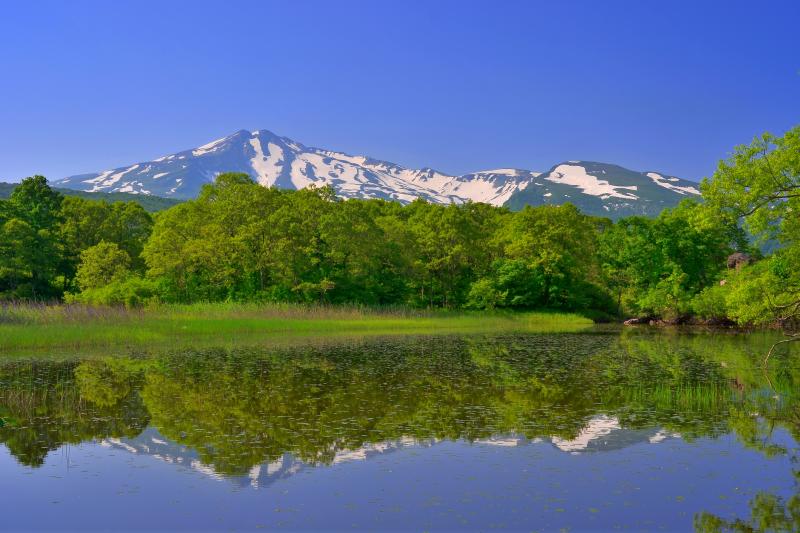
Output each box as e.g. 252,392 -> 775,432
727,252 -> 753,270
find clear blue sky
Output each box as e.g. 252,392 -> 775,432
1,0 -> 797,183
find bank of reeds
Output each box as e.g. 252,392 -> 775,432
0,301 -> 593,354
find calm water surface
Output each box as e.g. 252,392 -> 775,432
1,330 -> 799,531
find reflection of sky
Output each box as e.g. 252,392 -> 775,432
3,426 -> 797,531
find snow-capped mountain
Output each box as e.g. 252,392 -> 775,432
56,129 -> 534,206
504,161 -> 701,218
55,129 -> 701,218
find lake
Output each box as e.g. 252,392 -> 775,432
1,329 -> 798,531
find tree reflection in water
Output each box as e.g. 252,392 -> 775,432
0,330 -> 798,530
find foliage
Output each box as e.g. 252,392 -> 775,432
464,204 -> 613,312
701,126 -> 800,327
65,276 -> 160,307
60,196 -> 153,276
74,242 -> 132,291
0,176 -> 63,299
0,177 -> 154,300
690,283 -> 729,320
695,492 -> 800,532
138,174 -> 610,310
597,199 -> 746,319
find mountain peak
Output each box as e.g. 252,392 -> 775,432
250,128 -> 281,138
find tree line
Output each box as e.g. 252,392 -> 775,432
1,126 -> 797,326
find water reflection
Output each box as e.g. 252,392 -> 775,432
1,330 -> 798,530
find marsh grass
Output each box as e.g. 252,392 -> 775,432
625,384 -> 731,410
0,301 -> 429,324
0,302 -> 593,354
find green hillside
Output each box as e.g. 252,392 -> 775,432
0,182 -> 181,212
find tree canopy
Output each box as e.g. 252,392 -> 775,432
700,126 -> 800,328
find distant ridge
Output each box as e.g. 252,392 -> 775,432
0,182 -> 181,212
54,129 -> 701,219
504,161 -> 701,218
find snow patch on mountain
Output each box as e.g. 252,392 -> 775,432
646,172 -> 701,195
88,165 -> 140,192
249,137 -> 283,186
450,170 -> 542,205
79,169 -> 113,185
475,437 -> 523,447
552,415 -> 621,453
192,136 -> 229,157
545,164 -> 639,200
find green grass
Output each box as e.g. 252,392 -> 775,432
0,302 -> 593,355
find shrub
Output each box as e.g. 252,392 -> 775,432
75,241 -> 131,291
66,277 -> 160,307
465,278 -> 504,310
690,284 -> 728,320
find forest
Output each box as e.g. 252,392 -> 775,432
0,126 -> 797,329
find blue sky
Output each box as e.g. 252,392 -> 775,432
1,0 -> 797,183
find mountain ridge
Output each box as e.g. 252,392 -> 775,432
55,129 -> 702,219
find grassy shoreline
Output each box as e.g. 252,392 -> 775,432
0,302 -> 594,354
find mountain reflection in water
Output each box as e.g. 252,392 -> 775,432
1,331 -> 798,531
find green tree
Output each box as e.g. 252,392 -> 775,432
0,176 -> 63,299
495,203 -> 607,311
142,173 -> 265,301
598,200 -> 742,319
60,197 -> 153,277
702,126 -> 800,328
403,200 -> 501,307
466,259 -> 546,310
7,175 -> 63,231
75,242 -> 132,291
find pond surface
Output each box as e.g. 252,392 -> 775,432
1,330 -> 799,531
